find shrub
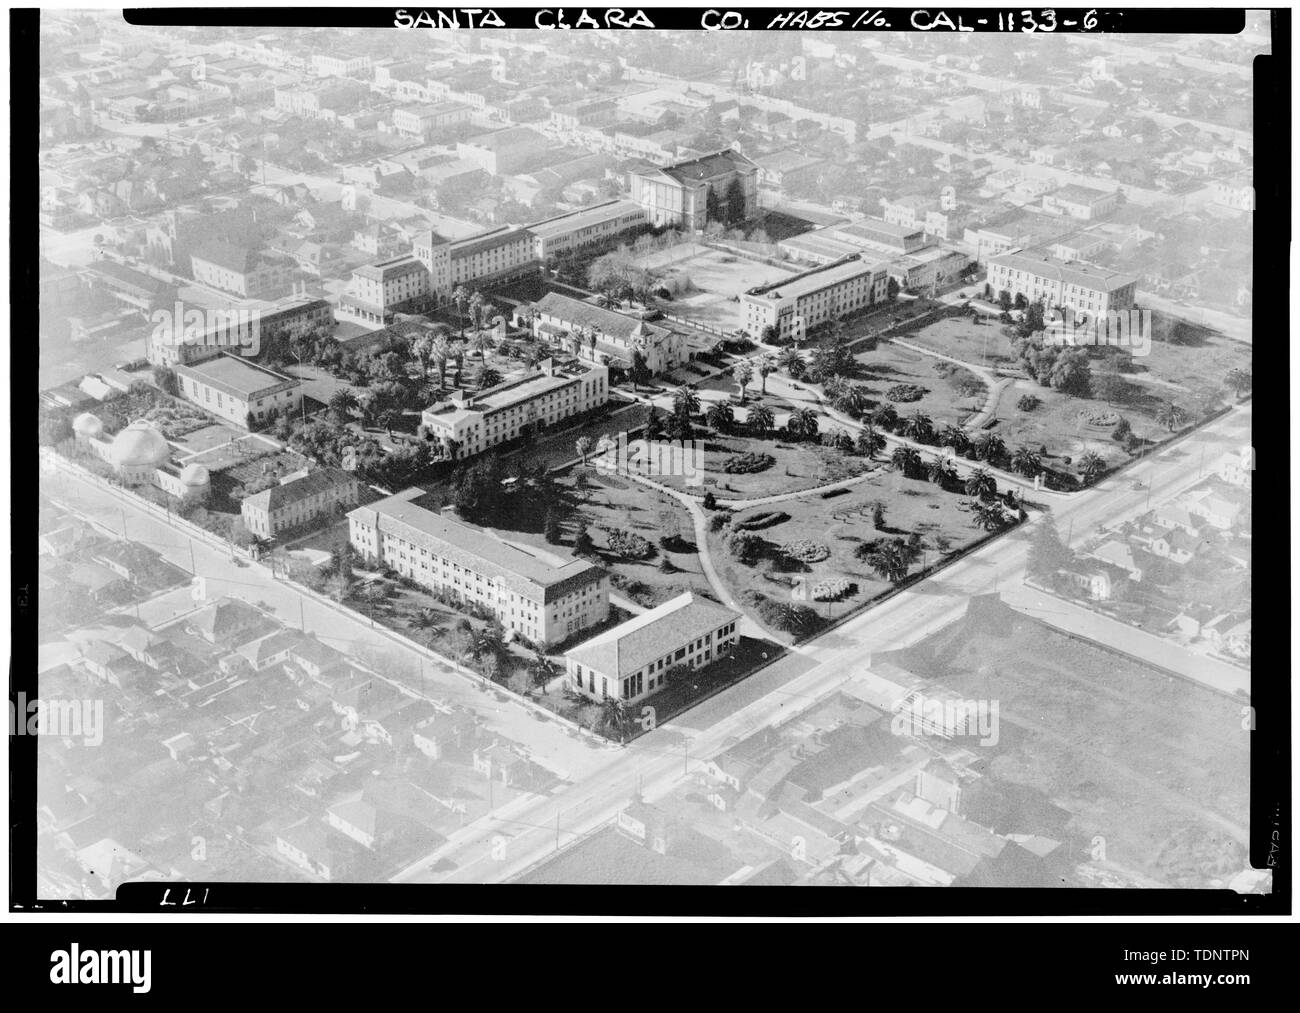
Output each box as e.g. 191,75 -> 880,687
605,528 -> 656,560
734,510 -> 790,531
1017,394 -> 1041,412
726,530 -> 766,564
886,383 -> 927,403
708,511 -> 733,532
781,539 -> 831,564
811,578 -> 857,602
722,451 -> 775,474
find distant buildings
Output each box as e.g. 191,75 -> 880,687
565,592 -> 741,704
173,352 -> 302,429
347,488 -> 609,647
741,255 -> 889,342
240,467 -> 362,540
628,149 -> 759,232
986,249 -> 1138,315
1041,184 -> 1120,221
1211,177 -> 1255,213
190,242 -> 296,299
392,101 -> 473,140
420,357 -> 609,458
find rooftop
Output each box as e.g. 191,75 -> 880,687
525,199 -> 647,240
241,467 -> 358,515
531,292 -> 672,346
989,248 -> 1138,292
348,490 -> 604,604
744,254 -> 886,303
565,592 -> 739,678
174,353 -> 300,399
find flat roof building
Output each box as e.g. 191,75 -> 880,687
174,352 -> 302,429
741,254 -> 889,342
986,248 -> 1138,315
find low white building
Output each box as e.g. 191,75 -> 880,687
564,592 -> 741,705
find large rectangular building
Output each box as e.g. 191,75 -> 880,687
527,292 -> 686,375
564,592 -> 740,704
338,254 -> 434,326
447,226 -> 537,289
741,255 -> 889,342
629,148 -> 759,232
174,352 -> 302,429
986,249 -> 1139,315
241,467 -> 361,540
525,200 -> 648,261
348,489 -> 609,647
420,358 -> 608,459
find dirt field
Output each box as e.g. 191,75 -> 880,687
629,244 -> 799,333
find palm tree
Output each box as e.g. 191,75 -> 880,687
833,384 -> 870,419
777,346 -> 803,376
450,341 -> 466,387
328,389 -> 359,424
1010,445 -> 1042,477
891,445 -> 922,478
1224,368 -> 1252,401
1156,400 -> 1188,431
788,406 -> 819,440
974,432 -> 1007,464
672,385 -> 701,418
757,355 -> 776,394
409,607 -> 445,645
732,359 -> 753,403
467,290 -> 484,333
479,301 -> 499,332
470,329 -> 494,361
575,436 -> 594,465
926,454 -> 958,488
451,285 -> 469,337
938,423 -> 970,456
429,334 -> 451,388
1077,451 -> 1106,485
747,403 -> 775,436
706,402 -> 735,431
528,650 -> 558,689
598,697 -> 632,741
478,366 -> 502,390
900,410 -> 934,443
409,333 -> 432,382
964,466 -> 997,500
862,539 -> 911,583
969,500 -> 1008,532
856,425 -> 885,458
870,403 -> 899,431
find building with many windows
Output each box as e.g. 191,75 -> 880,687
986,249 -> 1139,315
190,242 -> 297,299
337,254 -> 435,326
564,592 -> 741,704
348,488 -> 609,647
526,292 -> 686,374
741,254 -> 889,342
173,352 -> 302,429
525,200 -> 648,261
420,357 -> 608,459
240,467 -> 362,540
1041,184 -> 1120,221
447,226 -> 538,290
628,148 -> 759,232
392,101 -> 473,139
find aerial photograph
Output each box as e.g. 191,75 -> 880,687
29,8 -> 1263,900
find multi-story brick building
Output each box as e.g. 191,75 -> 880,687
741,255 -> 889,342
628,149 -> 759,232
240,467 -> 362,540
348,488 -> 609,647
173,352 -> 302,429
420,358 -> 608,459
986,249 -> 1139,315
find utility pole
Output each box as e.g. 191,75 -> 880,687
188,539 -> 197,575
299,596 -> 306,633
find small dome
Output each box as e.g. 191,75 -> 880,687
73,412 -> 103,437
109,419 -> 170,468
178,463 -> 210,487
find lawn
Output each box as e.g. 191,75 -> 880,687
705,464 -> 1012,637
627,243 -> 799,333
509,467 -> 714,610
853,341 -> 989,428
894,313 -> 1017,369
651,432 -> 878,500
